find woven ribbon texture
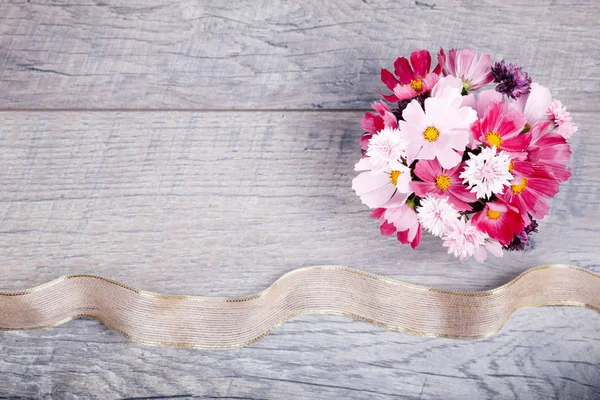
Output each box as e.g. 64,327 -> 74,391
1,265 -> 598,348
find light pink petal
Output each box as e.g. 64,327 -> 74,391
476,90 -> 503,118
435,148 -> 462,169
421,73 -> 440,93
393,84 -> 418,101
439,130 -> 469,150
401,99 -> 427,126
524,83 -> 552,124
354,157 -> 373,171
461,93 -> 476,110
468,53 -> 493,90
382,111 -> 398,128
372,100 -> 392,115
414,142 -> 437,161
456,49 -> 477,78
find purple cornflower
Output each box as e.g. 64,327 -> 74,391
503,219 -> 538,251
491,60 -> 532,99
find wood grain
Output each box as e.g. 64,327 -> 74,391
0,0 -> 598,110
1,0 -> 599,397
0,111 -> 598,398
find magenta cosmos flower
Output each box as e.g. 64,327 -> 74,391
372,205 -> 422,248
441,48 -> 494,93
499,167 -> 560,224
472,101 -> 530,152
526,121 -> 571,183
471,200 -> 526,246
380,49 -> 442,102
411,158 -> 477,211
399,89 -> 477,169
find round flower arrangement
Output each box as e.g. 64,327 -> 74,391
352,48 -> 576,261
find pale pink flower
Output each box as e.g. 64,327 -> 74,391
352,158 -> 412,209
513,83 -> 552,125
372,205 -> 422,248
547,99 -> 577,139
399,90 -> 477,169
442,49 -> 494,92
461,89 -> 504,119
442,220 -> 503,261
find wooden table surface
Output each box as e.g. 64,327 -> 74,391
1,1 -> 599,398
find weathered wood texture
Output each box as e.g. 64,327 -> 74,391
1,0 -> 599,398
0,0 -> 598,110
0,112 -> 598,399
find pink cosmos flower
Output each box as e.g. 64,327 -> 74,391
441,48 -> 494,92
499,167 -> 560,224
360,100 -> 399,150
527,121 -> 571,182
411,158 -> 477,211
442,220 -> 503,261
399,90 -> 477,169
471,200 -> 526,246
380,49 -> 443,102
462,89 -> 503,119
472,101 -> 530,152
513,83 -> 552,126
352,158 -> 412,208
547,99 -> 577,139
372,205 -> 422,248
435,80 -> 502,148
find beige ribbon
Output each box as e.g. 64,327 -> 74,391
1,264 -> 598,349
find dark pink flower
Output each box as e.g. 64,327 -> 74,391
380,49 -> 443,102
472,101 -> 530,152
411,158 -> 477,211
471,200 -> 526,246
360,100 -> 398,150
526,121 -> 572,182
499,168 -> 560,224
371,206 -> 422,248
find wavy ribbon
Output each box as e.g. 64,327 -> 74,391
1,264 -> 598,349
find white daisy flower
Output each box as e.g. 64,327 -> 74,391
365,126 -> 408,171
416,195 -> 460,237
460,146 -> 513,199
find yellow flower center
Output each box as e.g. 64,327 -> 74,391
485,131 -> 503,148
486,209 -> 502,220
508,161 -> 514,172
389,170 -> 402,186
410,78 -> 423,92
435,174 -> 451,190
423,126 -> 440,142
511,177 -> 528,195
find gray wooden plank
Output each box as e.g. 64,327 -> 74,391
0,111 -> 598,398
0,0 -> 598,110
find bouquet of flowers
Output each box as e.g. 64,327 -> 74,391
352,48 -> 576,261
